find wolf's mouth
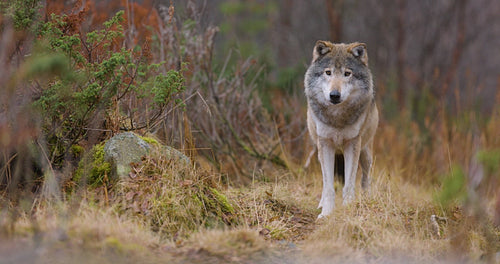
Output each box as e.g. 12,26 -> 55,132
330,98 -> 341,104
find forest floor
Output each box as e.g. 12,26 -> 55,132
0,159 -> 498,264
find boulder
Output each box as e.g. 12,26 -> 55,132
103,132 -> 191,181
104,132 -> 150,180
161,145 -> 191,166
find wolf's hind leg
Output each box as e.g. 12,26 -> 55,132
360,147 -> 372,191
343,139 -> 361,204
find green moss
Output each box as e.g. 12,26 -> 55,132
267,225 -> 286,240
209,187 -> 235,214
73,142 -> 112,189
103,236 -> 145,254
89,143 -> 111,186
73,164 -> 84,186
192,194 -> 203,207
138,135 -> 159,145
104,237 -> 124,252
70,144 -> 84,157
201,190 -> 217,209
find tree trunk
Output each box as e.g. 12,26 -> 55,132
396,0 -> 406,109
441,0 -> 467,98
325,0 -> 344,42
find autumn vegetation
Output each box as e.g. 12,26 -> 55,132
0,0 -> 499,263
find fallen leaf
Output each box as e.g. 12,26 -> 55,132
259,228 -> 270,236
125,192 -> 136,200
180,180 -> 193,186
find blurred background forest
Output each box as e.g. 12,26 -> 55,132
0,0 -> 500,262
1,0 -> 499,182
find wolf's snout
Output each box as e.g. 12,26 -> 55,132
329,90 -> 341,104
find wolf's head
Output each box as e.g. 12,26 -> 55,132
305,41 -> 373,106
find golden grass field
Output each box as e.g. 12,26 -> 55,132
2,116 -> 499,264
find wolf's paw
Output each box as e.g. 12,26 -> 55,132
317,203 -> 334,220
362,187 -> 372,197
342,191 -> 355,205
317,211 -> 333,221
317,213 -> 328,220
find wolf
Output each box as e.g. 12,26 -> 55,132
304,41 -> 379,219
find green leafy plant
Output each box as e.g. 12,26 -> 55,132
31,11 -> 185,167
0,0 -> 40,31
435,165 -> 467,207
477,149 -> 500,175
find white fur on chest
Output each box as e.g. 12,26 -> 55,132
311,110 -> 367,149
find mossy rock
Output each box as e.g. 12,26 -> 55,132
73,142 -> 112,188
104,132 -> 151,181
103,132 -> 190,181
73,132 -> 191,190
161,145 -> 190,166
139,135 -> 190,166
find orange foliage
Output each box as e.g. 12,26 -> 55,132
120,0 -> 160,45
46,0 -> 160,46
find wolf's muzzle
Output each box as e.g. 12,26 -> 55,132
329,90 -> 341,104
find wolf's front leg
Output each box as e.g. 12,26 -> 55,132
317,140 -> 336,219
343,138 -> 361,205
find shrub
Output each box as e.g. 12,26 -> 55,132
32,10 -> 185,168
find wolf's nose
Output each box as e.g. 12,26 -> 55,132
330,91 -> 341,104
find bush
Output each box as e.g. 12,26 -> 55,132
32,10 -> 185,168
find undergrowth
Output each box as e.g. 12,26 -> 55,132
72,142 -> 111,189
106,148 -> 318,243
111,152 -> 237,239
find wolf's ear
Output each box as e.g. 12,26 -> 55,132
348,43 -> 368,65
313,40 -> 333,61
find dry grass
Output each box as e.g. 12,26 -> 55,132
0,167 -> 498,264
0,202 -> 164,264
181,228 -> 280,263
2,102 -> 500,263
226,180 -> 318,241
300,170 -> 452,263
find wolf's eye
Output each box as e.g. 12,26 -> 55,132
325,70 -> 332,76
344,70 -> 352,77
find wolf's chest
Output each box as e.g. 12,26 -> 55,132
311,110 -> 366,148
